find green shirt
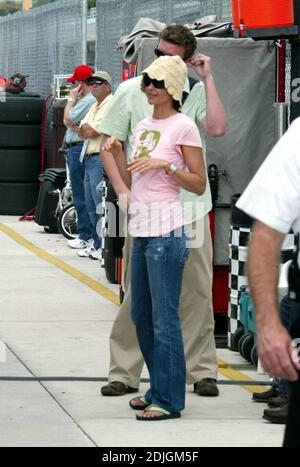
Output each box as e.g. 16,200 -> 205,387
99,76 -> 212,222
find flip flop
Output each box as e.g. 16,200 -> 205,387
129,396 -> 149,411
136,405 -> 181,421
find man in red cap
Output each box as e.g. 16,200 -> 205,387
64,65 -> 96,250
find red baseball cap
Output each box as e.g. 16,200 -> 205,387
67,65 -> 94,83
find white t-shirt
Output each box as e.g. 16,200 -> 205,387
237,118 -> 300,237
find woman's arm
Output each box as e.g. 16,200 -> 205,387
171,145 -> 206,195
127,145 -> 206,196
102,136 -> 132,190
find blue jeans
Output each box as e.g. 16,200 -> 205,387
131,229 -> 189,414
67,144 -> 93,241
283,302 -> 300,447
279,295 -> 300,394
84,155 -> 103,250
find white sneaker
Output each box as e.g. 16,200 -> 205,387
89,248 -> 102,261
77,245 -> 95,258
68,238 -> 92,250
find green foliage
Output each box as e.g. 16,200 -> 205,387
0,1 -> 22,16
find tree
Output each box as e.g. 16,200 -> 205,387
0,1 -> 22,16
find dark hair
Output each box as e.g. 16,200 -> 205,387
173,99 -> 181,112
159,25 -> 197,60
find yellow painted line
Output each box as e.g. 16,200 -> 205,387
218,359 -> 268,394
0,222 -> 120,306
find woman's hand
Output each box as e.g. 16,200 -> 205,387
102,137 -> 123,154
128,157 -> 168,174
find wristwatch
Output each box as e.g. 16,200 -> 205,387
166,162 -> 178,175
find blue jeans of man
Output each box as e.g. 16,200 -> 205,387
283,301 -> 300,447
67,144 -> 93,241
131,229 -> 189,414
279,295 -> 300,394
84,155 -> 103,251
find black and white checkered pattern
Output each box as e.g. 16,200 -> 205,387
228,227 -> 250,349
228,227 -> 295,349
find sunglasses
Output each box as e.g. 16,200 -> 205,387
87,79 -> 106,86
143,75 -> 165,89
154,47 -> 169,58
154,47 -> 190,62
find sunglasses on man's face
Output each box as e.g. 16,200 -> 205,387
154,47 -> 169,58
143,75 -> 165,89
154,47 -> 189,61
87,79 -> 106,86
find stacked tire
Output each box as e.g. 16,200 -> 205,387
0,96 -> 44,215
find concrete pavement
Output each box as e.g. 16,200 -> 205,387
0,216 -> 285,447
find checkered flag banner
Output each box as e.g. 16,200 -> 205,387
228,227 -> 295,349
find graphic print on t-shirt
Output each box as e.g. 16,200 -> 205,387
132,130 -> 161,159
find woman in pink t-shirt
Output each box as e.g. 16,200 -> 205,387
104,55 -> 206,421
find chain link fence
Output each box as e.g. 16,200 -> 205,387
0,0 -> 83,97
96,0 -> 232,88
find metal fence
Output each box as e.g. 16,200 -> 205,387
96,0 -> 232,88
0,0 -> 83,97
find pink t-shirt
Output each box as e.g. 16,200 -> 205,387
129,113 -> 203,237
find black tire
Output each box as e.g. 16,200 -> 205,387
238,332 -> 245,356
0,97 -> 44,124
0,182 -> 39,215
231,326 -> 245,352
57,204 -> 78,240
251,344 -> 258,367
240,333 -> 254,362
0,149 -> 41,182
0,124 -> 41,148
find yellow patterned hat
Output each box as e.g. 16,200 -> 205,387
141,55 -> 187,104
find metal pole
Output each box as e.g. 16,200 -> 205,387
82,0 -> 88,64
274,102 -> 288,142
